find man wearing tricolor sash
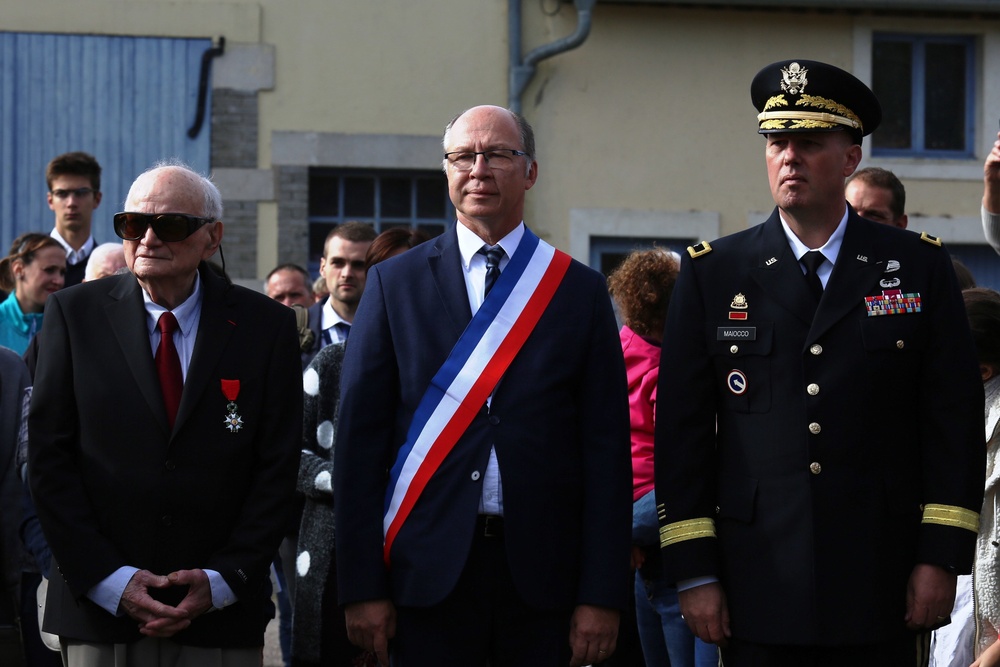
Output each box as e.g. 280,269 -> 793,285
333,105 -> 632,666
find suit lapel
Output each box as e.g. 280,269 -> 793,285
427,229 -> 473,341
106,275 -> 171,434
749,211 -> 817,325
808,213 -> 884,342
174,266 -> 235,434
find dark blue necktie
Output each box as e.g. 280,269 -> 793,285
480,246 -> 505,296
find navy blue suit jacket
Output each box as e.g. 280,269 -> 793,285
334,226 -> 632,611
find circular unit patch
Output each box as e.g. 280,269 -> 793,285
727,369 -> 748,396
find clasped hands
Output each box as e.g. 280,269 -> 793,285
119,568 -> 214,637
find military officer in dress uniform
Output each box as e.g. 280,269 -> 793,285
654,60 -> 985,666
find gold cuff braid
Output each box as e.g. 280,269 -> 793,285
921,504 -> 979,533
660,518 -> 716,548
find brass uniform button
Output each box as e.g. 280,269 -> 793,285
810,462 -> 822,475
808,422 -> 821,434
896,340 -> 905,349
730,345 -> 739,354
806,383 -> 820,396
810,344 -> 823,356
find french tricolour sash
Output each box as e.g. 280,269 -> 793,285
382,228 -> 571,564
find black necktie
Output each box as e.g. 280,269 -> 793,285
801,250 -> 826,304
480,246 -> 505,297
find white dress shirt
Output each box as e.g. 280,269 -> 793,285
455,221 -> 525,516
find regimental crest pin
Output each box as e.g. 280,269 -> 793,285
780,62 -> 808,95
886,260 -> 900,273
730,293 -> 748,309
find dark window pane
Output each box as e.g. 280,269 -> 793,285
344,176 -> 375,217
416,176 -> 448,218
309,173 -> 339,216
309,222 -> 336,267
381,177 -> 411,218
924,42 -> 966,151
872,40 -> 913,150
417,223 -> 446,239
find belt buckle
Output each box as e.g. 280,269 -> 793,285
481,515 -> 503,538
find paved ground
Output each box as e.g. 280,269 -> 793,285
262,603 -> 284,667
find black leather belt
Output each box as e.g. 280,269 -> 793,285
477,514 -> 504,538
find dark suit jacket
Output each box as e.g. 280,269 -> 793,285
334,226 -> 632,612
0,348 -> 30,610
28,264 -> 302,647
655,208 -> 985,645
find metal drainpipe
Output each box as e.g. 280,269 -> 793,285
508,0 -> 597,114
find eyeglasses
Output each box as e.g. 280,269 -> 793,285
444,149 -> 529,171
50,187 -> 96,200
113,212 -> 215,242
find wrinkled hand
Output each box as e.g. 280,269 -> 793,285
905,563 -> 956,631
985,130 -> 1000,214
119,569 -> 189,637
678,582 -> 731,646
568,604 -> 618,667
344,599 -> 396,666
139,569 -> 214,637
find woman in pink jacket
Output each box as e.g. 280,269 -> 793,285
608,248 -> 717,667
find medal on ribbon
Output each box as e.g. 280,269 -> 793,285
221,379 -> 244,432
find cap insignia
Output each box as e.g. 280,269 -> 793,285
780,62 -> 809,95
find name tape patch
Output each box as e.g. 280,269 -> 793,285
717,327 -> 756,341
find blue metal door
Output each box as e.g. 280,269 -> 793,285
0,32 -> 212,249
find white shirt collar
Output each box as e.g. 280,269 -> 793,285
456,220 -> 525,270
142,271 -> 203,340
778,206 -> 849,265
50,228 -> 95,266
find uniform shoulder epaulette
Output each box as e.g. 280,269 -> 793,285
687,241 -> 713,259
920,231 -> 942,247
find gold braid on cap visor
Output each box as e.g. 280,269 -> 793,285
757,110 -> 861,131
758,93 -> 863,132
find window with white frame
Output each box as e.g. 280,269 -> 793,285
871,33 -> 976,159
307,168 -> 452,274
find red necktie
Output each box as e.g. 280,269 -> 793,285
155,312 -> 184,428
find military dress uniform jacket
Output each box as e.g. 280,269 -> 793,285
655,208 -> 985,646
333,226 -> 633,613
28,264 -> 303,647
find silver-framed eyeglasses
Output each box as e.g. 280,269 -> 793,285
444,149 -> 528,171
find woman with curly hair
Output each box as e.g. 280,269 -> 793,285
0,233 -> 66,354
608,248 -> 717,667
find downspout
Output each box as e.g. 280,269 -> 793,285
508,0 -> 597,114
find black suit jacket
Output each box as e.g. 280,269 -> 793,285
28,264 -> 302,647
655,208 -> 985,645
334,227 -> 632,611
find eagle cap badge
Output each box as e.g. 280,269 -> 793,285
780,62 -> 809,95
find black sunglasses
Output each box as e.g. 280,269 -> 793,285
113,212 -> 215,242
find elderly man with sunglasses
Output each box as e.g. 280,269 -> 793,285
28,162 -> 302,667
